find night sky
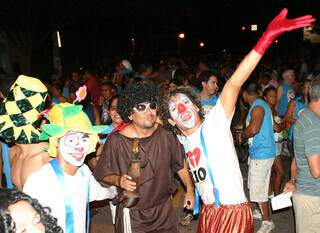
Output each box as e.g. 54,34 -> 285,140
1,0 -> 319,75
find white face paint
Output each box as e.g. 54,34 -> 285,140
58,131 -> 90,167
169,93 -> 197,129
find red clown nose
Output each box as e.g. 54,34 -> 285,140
74,147 -> 84,152
177,103 -> 186,113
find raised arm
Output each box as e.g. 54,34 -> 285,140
220,8 -> 315,118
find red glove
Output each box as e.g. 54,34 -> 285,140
254,8 -> 315,55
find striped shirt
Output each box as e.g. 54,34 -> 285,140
294,108 -> 320,196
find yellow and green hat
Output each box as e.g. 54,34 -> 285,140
0,75 -> 48,144
39,103 -> 110,157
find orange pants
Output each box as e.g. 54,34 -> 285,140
197,202 -> 253,233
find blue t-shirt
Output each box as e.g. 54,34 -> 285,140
51,97 -> 60,105
247,99 -> 276,160
288,96 -> 308,140
278,83 -> 295,117
62,87 -> 69,99
200,95 -> 218,118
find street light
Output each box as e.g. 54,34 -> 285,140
251,24 -> 258,31
199,42 -> 204,48
178,33 -> 185,39
178,32 -> 185,56
130,38 -> 135,56
56,31 -> 62,48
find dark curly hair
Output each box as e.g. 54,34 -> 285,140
105,94 -> 120,125
159,87 -> 204,135
198,70 -> 219,91
117,81 -> 160,122
0,188 -> 63,233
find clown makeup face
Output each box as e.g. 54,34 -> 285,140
169,93 -> 200,130
58,131 -> 90,167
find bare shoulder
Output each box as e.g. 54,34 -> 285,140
9,145 -> 22,158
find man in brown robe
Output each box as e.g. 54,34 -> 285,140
93,81 -> 194,233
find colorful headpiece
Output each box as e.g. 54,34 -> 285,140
39,103 -> 110,157
0,75 -> 48,144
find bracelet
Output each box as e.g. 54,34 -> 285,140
290,178 -> 296,183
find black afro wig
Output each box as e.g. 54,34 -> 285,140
117,81 -> 160,122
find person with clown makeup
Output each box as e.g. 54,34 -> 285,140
93,81 -> 194,233
160,8 -> 315,233
23,102 -> 117,233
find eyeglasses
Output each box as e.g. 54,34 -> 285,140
133,102 -> 157,113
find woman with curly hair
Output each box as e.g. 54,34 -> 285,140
0,188 -> 63,233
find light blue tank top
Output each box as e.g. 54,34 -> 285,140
288,97 -> 308,140
247,99 -> 276,160
278,83 -> 295,117
200,95 -> 218,118
200,95 -> 218,107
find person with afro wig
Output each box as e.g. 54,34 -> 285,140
93,81 -> 194,233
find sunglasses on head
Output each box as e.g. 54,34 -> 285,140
133,102 -> 157,113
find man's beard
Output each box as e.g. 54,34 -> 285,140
143,121 -> 156,129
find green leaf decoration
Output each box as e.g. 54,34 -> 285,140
42,124 -> 63,136
39,132 -> 50,140
62,105 -> 83,118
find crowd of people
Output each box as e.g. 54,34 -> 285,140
0,8 -> 319,233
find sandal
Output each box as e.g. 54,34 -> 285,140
180,213 -> 193,226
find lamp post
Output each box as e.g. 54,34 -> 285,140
130,37 -> 135,57
178,32 -> 185,56
52,30 -> 62,79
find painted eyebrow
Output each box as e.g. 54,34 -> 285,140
82,133 -> 89,138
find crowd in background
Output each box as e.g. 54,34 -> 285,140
1,48 -> 320,232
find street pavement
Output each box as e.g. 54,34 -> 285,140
90,155 -> 295,233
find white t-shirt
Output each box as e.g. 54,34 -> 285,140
186,99 -> 247,205
23,163 -> 116,233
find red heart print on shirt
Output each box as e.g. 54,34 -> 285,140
187,148 -> 201,168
